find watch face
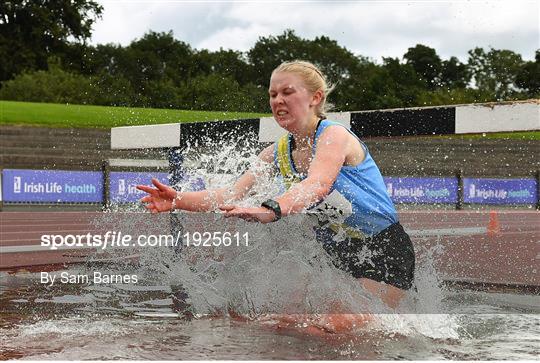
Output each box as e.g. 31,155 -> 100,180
262,200 -> 281,219
264,200 -> 277,209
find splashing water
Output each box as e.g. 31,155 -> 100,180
101,139 -> 466,339
3,140 -> 537,359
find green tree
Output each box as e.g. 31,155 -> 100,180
247,29 -> 361,88
247,29 -> 309,86
0,61 -> 96,104
416,88 -> 493,106
247,29 -> 364,113
89,71 -> 135,106
69,43 -> 126,76
179,73 -> 258,112
0,0 -> 103,83
99,31 -> 195,106
467,47 -> 524,100
302,35 -> 363,86
126,31 -> 194,84
440,56 -> 470,89
336,57 -> 430,111
194,49 -> 252,85
331,62 -> 384,111
515,50 -> 540,97
241,82 -> 269,112
380,57 -> 428,107
404,44 -> 442,89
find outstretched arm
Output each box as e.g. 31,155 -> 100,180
221,126 -> 361,222
136,144 -> 275,213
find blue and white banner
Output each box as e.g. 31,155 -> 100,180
109,172 -> 206,203
109,172 -> 169,203
2,169 -> 103,203
3,169 -> 536,205
384,177 -> 458,204
463,178 -> 537,204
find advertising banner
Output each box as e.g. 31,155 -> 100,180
384,177 -> 458,204
2,169 -> 103,203
109,172 -> 205,203
109,172 -> 168,203
463,178 -> 537,204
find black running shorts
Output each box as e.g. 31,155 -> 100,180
317,222 -> 415,290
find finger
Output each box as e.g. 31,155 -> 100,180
151,178 -> 169,192
137,185 -> 157,194
222,208 -> 242,216
219,205 -> 235,211
222,210 -> 241,218
140,196 -> 153,203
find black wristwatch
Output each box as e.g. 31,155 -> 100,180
261,199 -> 282,221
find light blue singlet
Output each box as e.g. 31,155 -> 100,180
274,119 -> 398,236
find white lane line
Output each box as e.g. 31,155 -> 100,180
406,227 -> 487,237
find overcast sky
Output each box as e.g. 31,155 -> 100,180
90,1 -> 539,62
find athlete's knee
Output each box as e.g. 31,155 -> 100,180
359,277 -> 406,309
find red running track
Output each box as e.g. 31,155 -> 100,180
1,210 -> 539,287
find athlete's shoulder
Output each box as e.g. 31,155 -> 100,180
318,121 -> 353,141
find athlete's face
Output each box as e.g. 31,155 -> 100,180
269,72 -> 317,130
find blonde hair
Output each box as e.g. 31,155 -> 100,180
272,60 -> 334,119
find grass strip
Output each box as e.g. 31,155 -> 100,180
0,100 -> 269,129
1,100 -> 538,139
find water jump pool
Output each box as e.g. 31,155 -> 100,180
2,103 -> 539,359
1,208 -> 539,360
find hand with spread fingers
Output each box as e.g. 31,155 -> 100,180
136,178 -> 178,213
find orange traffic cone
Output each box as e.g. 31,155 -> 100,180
487,210 -> 501,237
